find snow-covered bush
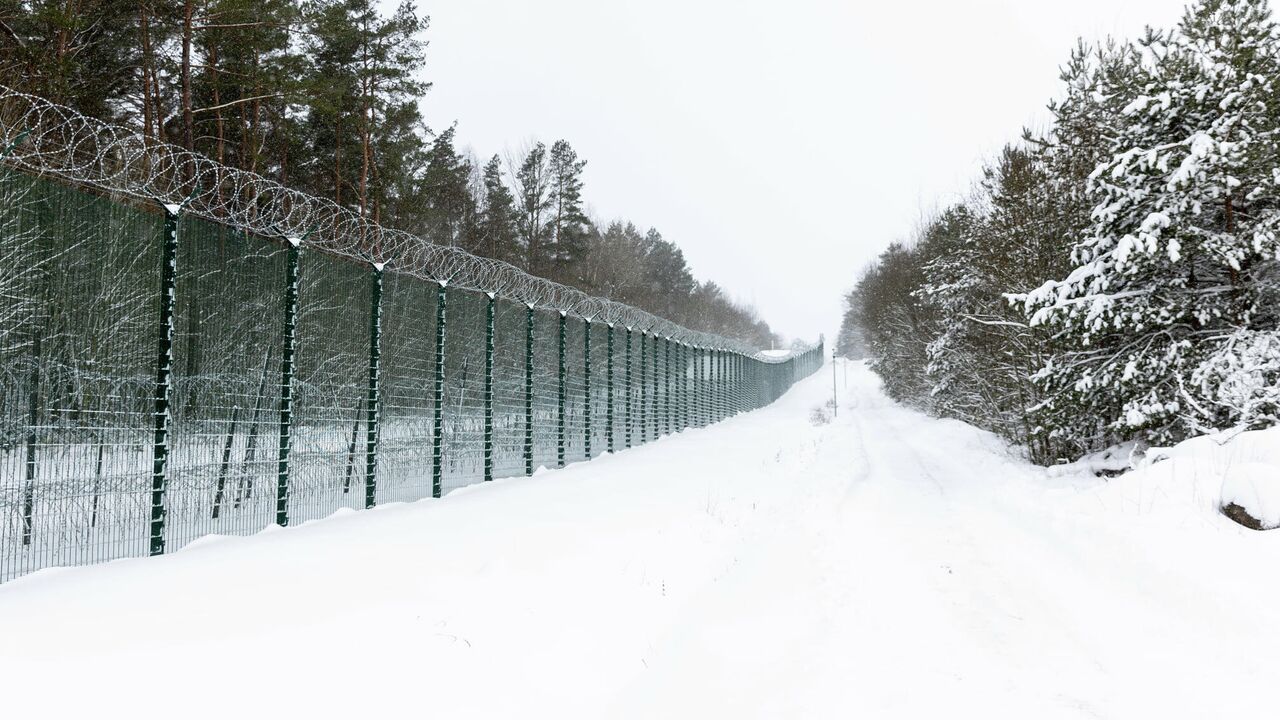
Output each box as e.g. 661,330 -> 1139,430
1192,328 -> 1280,429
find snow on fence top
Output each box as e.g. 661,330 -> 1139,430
0,83 -> 807,360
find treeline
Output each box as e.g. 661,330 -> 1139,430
0,0 -> 777,348
838,0 -> 1280,463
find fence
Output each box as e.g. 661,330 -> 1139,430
0,86 -> 823,584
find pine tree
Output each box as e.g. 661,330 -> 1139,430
1017,0 -> 1280,441
417,124 -> 473,245
0,0 -> 142,122
189,0 -> 303,178
514,142 -> 552,274
546,139 -> 590,283
300,0 -> 428,228
473,155 -> 518,263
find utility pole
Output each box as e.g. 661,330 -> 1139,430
832,351 -> 838,418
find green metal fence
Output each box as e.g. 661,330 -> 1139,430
0,87 -> 823,584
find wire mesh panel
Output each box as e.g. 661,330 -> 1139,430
0,172 -> 160,582
441,288 -> 487,493
632,332 -> 646,445
589,322 -> 610,458
563,317 -> 587,464
166,217 -> 287,549
288,250 -> 371,524
530,308 -> 559,471
606,326 -> 624,453
492,299 -> 527,479
621,330 -> 635,448
377,270 -> 437,504
654,338 -> 665,436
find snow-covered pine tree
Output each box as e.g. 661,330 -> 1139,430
916,206 -> 985,424
854,242 -> 935,407
1008,42 -> 1140,457
1015,0 -> 1280,443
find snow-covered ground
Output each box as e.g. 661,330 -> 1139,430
1,361 -> 1278,719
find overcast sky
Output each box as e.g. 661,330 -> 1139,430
415,0 -> 1188,344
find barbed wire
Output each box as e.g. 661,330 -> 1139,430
0,84 -> 810,361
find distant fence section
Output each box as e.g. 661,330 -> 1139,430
0,87 -> 823,584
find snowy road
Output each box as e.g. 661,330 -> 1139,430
1,362 -> 1277,718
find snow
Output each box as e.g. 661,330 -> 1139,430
2,361 -> 1279,718
1047,440 -> 1141,477
1221,463 -> 1280,529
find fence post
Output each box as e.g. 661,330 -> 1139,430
276,236 -> 301,527
557,311 -> 567,467
484,292 -> 495,482
583,319 -> 592,458
607,324 -> 615,453
148,203 -> 180,555
363,262 -> 384,509
432,281 -> 447,498
524,304 -> 534,476
625,327 -> 633,449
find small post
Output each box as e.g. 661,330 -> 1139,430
276,236 -> 302,527
524,304 -> 535,475
21,334 -> 40,546
557,311 -> 567,467
211,406 -> 240,519
625,328 -> 633,449
432,281 -> 447,497
606,324 -> 615,453
583,319 -> 592,458
484,292 -> 496,481
342,399 -> 363,494
149,203 -> 180,555
364,262 -> 384,509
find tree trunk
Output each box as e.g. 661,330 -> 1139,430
181,0 -> 195,153
139,1 -> 155,140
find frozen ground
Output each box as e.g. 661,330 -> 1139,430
1,361 -> 1278,719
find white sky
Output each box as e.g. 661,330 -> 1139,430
415,0 -> 1189,344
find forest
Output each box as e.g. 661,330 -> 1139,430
0,0 -> 778,348
838,0 -> 1280,464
